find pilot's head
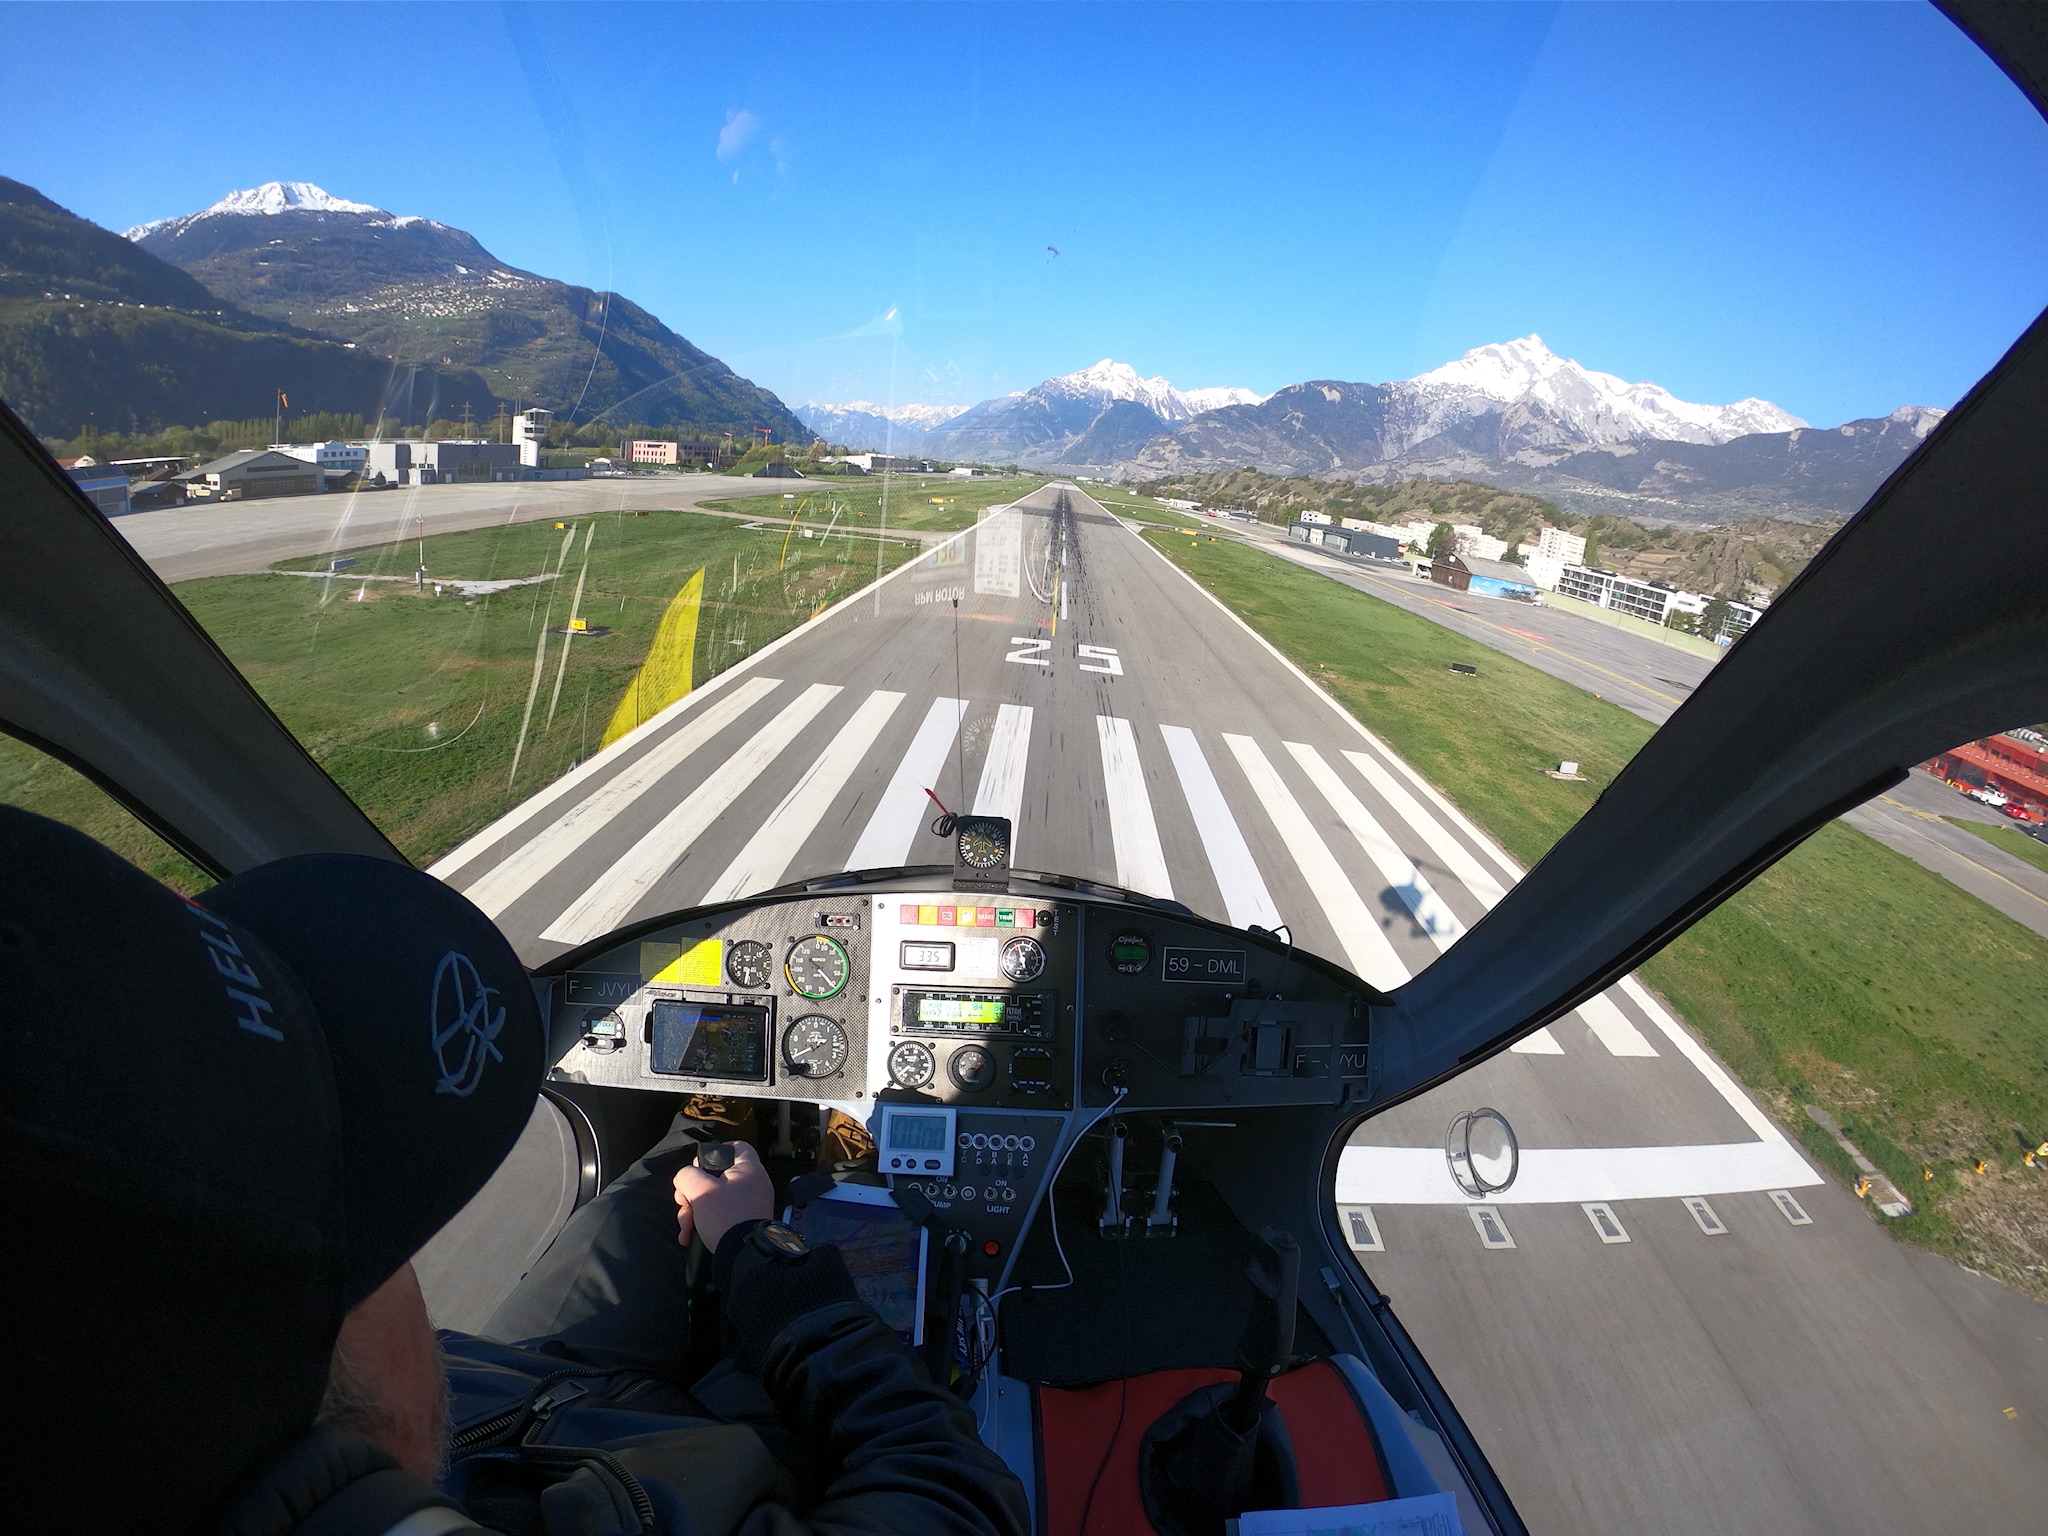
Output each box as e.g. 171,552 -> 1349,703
0,807 -> 541,1533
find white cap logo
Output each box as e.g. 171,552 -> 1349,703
431,951 -> 505,1098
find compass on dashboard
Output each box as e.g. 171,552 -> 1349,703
952,814 -> 1012,891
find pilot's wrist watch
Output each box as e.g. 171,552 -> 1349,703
747,1220 -> 811,1265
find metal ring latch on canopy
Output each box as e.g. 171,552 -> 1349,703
1445,1107 -> 1520,1198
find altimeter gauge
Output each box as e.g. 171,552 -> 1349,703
783,1016 -> 849,1079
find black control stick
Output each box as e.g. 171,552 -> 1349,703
695,1140 -> 738,1175
1138,1232 -> 1304,1536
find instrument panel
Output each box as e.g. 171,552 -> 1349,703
542,889 -> 1370,1117
543,892 -> 1079,1113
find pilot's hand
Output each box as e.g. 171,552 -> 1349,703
674,1140 -> 773,1250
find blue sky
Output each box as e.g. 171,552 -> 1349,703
6,2 -> 2046,424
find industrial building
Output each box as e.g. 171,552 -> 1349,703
65,464 -> 131,518
183,449 -> 321,501
275,441 -> 368,476
1288,522 -> 1401,561
1923,732 -> 2048,822
363,440 -> 522,486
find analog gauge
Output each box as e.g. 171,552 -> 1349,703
1000,935 -> 1047,983
956,816 -> 1010,870
783,1015 -> 850,1079
888,1040 -> 936,1090
786,935 -> 850,999
1107,931 -> 1151,976
726,940 -> 773,989
948,1045 -> 996,1091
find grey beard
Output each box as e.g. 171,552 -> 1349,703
318,1334 -> 452,1484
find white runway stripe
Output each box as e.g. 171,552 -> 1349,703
1576,993 -> 1659,1057
1160,725 -> 1283,933
846,697 -> 969,871
460,675 -> 783,918
702,691 -> 906,904
973,704 -> 1033,856
1340,749 -> 1508,909
1096,715 -> 1174,899
542,683 -> 842,944
1335,747 -> 1655,1058
1348,728 -> 1522,883
1288,742 -> 1464,949
1223,735 -> 1407,991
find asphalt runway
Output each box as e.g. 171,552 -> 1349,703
1227,520 -> 2048,942
428,483 -> 2047,1533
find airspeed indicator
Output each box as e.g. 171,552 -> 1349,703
786,936 -> 850,999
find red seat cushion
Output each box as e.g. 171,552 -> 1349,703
1037,1361 -> 1390,1536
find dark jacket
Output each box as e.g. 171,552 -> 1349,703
439,1225 -> 1029,1536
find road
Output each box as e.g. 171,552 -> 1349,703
1222,518 -> 2048,942
424,483 -> 2047,1534
113,472 -> 949,583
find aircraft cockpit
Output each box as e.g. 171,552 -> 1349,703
439,821 -> 1491,1533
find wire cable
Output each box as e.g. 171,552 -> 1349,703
991,1085 -> 1128,1312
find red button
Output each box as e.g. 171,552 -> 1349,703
983,1240 -> 1000,1256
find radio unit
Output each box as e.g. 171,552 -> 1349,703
894,987 -> 1051,1041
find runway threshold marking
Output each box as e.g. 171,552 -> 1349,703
973,704 -> 1035,854
1223,734 -> 1406,991
1339,748 -> 1512,901
1096,715 -> 1175,900
702,690 -> 906,903
459,674 -> 783,917
1289,741 -> 1465,948
1160,724 -> 1284,933
846,696 -> 970,871
542,683 -> 842,943
432,511 -> 980,883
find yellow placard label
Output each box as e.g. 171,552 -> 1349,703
639,938 -> 724,985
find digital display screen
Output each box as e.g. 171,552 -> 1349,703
900,940 -> 955,971
648,1001 -> 768,1081
918,997 -> 1007,1025
887,1113 -> 951,1151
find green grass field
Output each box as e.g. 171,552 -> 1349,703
0,507 -> 920,884
1140,526 -> 2048,1295
1948,815 -> 2048,878
703,474 -> 1048,534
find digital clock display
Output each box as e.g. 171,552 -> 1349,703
887,1112 -> 951,1151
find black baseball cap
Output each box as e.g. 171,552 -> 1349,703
0,806 -> 542,1533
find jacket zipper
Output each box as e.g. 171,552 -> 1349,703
448,1367 -> 609,1453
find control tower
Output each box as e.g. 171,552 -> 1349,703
512,408 -> 552,468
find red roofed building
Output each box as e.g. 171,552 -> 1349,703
1923,732 -> 2048,821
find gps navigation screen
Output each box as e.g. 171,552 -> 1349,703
648,1001 -> 768,1082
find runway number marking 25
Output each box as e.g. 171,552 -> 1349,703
1007,640 -> 1125,677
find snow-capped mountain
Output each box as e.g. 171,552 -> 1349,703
124,181 -> 442,243
125,182 -> 809,438
1400,335 -> 1806,451
805,361 -> 1267,457
1180,385 -> 1265,414
795,400 -> 969,452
